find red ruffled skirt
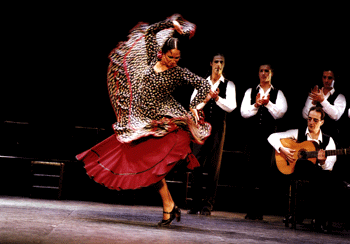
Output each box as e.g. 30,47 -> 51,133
76,129 -> 199,190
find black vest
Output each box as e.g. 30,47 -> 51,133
297,129 -> 331,150
203,79 -> 229,126
249,86 -> 279,132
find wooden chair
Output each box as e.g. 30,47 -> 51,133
30,161 -> 65,200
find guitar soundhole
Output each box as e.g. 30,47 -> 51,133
298,149 -> 307,160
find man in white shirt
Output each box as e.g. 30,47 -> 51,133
268,106 -> 336,172
240,64 -> 287,220
268,106 -> 337,232
302,69 -> 346,145
190,57 -> 236,113
189,53 -> 236,215
241,67 -> 288,121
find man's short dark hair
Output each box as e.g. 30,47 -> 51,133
309,106 -> 325,120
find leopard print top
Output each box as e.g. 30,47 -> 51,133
107,15 -> 211,143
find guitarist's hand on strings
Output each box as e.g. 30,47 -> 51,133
280,147 -> 297,164
318,149 -> 326,165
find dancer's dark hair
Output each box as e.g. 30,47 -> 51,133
162,38 -> 180,53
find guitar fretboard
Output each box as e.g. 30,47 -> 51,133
305,148 -> 350,159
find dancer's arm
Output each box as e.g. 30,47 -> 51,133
145,20 -> 174,64
181,68 -> 210,109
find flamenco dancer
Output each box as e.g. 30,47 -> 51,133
76,14 -> 211,226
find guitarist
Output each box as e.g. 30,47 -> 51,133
269,107 -> 336,171
268,106 -> 336,232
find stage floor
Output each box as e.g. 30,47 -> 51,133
0,196 -> 349,244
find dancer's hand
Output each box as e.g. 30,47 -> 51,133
173,20 -> 183,34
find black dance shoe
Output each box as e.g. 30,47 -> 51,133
200,205 -> 212,216
158,206 -> 181,227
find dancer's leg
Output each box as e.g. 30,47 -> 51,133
155,178 -> 175,220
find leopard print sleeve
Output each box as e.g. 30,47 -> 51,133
181,68 -> 210,109
145,20 -> 173,65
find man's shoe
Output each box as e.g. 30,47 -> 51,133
200,205 -> 211,216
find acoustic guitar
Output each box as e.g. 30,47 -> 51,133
275,138 -> 350,175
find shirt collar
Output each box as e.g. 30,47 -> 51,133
256,84 -> 275,90
207,75 -> 225,85
305,128 -> 323,143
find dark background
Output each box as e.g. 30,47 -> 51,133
4,3 -> 349,130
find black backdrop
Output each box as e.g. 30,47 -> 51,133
3,3 -> 349,142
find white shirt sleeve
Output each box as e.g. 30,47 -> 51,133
302,96 -> 313,119
303,93 -> 347,121
267,129 -> 299,153
216,81 -> 237,113
190,89 -> 197,103
193,81 -> 237,112
241,88 -> 287,119
320,94 -> 346,121
265,90 -> 288,119
240,88 -> 259,118
321,137 -> 337,171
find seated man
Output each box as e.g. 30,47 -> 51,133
268,106 -> 336,232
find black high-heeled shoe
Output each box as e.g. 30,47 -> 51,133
158,206 -> 181,226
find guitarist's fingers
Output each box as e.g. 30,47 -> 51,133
286,154 -> 297,164
318,149 -> 326,161
281,147 -> 297,164
290,158 -> 297,164
282,147 -> 296,155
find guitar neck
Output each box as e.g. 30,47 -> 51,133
326,148 -> 350,157
306,148 -> 350,159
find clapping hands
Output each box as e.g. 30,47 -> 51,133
254,93 -> 270,108
210,88 -> 220,102
309,85 -> 325,104
203,88 -> 220,103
